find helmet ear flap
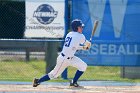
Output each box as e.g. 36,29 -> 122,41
71,21 -> 77,31
73,26 -> 78,31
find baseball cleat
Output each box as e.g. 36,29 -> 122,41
33,78 -> 40,87
70,80 -> 82,88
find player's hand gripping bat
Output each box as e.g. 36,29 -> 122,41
89,20 -> 99,42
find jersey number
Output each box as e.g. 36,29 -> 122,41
65,37 -> 72,47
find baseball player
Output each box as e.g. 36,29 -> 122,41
33,19 -> 91,87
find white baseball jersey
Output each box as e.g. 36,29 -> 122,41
48,31 -> 87,79
61,32 -> 86,57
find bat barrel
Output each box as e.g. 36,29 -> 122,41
89,20 -> 99,42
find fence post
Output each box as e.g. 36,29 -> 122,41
25,49 -> 30,61
45,41 -> 58,74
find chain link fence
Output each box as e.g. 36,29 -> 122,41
0,49 -> 121,81
0,0 -> 133,82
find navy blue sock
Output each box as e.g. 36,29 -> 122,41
73,70 -> 84,83
37,74 -> 50,83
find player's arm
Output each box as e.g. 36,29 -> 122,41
78,40 -> 91,50
77,34 -> 91,50
83,40 -> 91,50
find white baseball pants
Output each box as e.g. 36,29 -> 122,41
48,54 -> 87,79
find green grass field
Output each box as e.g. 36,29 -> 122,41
0,60 -> 140,82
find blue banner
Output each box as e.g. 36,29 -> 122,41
72,0 -> 140,66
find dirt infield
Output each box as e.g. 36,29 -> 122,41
0,84 -> 140,93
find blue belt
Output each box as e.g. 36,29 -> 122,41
61,53 -> 73,59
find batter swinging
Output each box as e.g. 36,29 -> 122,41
33,19 -> 91,87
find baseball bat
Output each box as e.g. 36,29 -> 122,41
89,20 -> 99,42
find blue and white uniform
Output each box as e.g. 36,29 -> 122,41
36,19 -> 91,86
48,31 -> 87,79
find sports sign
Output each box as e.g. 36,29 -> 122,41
72,0 -> 140,66
25,0 -> 65,38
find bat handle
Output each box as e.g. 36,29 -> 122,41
89,38 -> 92,42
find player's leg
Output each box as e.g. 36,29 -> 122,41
69,56 -> 87,87
33,55 -> 68,87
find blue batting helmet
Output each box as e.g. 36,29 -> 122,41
71,19 -> 84,31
